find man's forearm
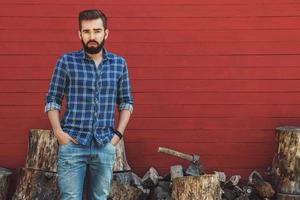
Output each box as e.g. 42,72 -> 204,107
116,109 -> 131,134
47,110 -> 63,134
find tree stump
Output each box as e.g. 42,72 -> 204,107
0,167 -> 13,200
12,168 -> 59,200
276,193 -> 300,200
25,129 -> 58,172
113,139 -> 131,171
272,127 -> 300,195
171,174 -> 221,200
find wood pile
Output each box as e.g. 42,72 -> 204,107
4,126 -> 300,200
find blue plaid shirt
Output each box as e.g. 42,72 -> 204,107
45,49 -> 133,145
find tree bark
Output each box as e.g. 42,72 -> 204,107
276,193 -> 300,200
272,127 -> 300,195
171,174 -> 221,200
113,139 -> 131,171
0,167 -> 13,200
12,168 -> 59,200
25,129 -> 58,172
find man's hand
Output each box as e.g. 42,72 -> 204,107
110,135 -> 121,146
54,130 -> 79,145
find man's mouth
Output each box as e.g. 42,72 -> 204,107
88,41 -> 98,46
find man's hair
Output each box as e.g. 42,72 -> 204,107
79,9 -> 108,30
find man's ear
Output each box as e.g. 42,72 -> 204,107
104,29 -> 109,40
78,30 -> 82,40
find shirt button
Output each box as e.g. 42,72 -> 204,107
94,112 -> 97,117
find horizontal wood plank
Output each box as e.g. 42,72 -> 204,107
2,42 -> 300,55
1,30 -> 300,42
2,17 -> 300,30
1,4 -> 300,17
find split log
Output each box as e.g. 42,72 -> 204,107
276,193 -> 300,200
113,171 -> 142,187
25,129 -> 58,172
272,127 -> 300,195
171,174 -> 221,200
170,165 -> 183,181
0,167 -> 13,200
148,181 -> 171,200
141,167 -> 159,188
12,168 -> 59,200
249,170 -> 275,198
113,171 -> 149,195
108,180 -> 146,200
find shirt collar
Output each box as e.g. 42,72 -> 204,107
78,48 -> 112,62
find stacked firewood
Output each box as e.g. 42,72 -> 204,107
7,129 -> 284,200
143,147 -> 275,200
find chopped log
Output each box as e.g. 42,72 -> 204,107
276,193 -> 300,200
141,167 -> 159,188
223,188 -> 238,200
214,171 -> 226,183
249,170 -> 275,198
12,168 -> 59,200
171,174 -> 221,200
272,127 -> 300,195
113,171 -> 141,186
25,129 -> 58,172
235,195 -> 250,200
170,165 -> 183,181
114,138 -> 131,171
108,180 -> 146,200
0,167 -> 13,200
148,181 -> 171,200
113,171 -> 149,195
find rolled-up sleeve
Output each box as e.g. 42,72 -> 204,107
45,56 -> 69,112
117,60 -> 134,113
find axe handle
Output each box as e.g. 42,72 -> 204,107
158,147 -> 193,162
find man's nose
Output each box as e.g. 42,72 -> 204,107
89,32 -> 95,40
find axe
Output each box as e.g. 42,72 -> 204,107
158,147 -> 204,176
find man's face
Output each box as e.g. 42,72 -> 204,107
79,18 -> 109,54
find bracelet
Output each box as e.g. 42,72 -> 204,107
114,130 -> 123,139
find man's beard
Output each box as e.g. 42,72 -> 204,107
82,39 -> 105,54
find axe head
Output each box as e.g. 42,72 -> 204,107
185,155 -> 203,176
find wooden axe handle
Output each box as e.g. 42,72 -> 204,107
158,147 -> 193,162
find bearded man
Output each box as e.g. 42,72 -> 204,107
45,9 -> 133,200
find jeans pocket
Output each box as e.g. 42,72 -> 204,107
108,142 -> 116,149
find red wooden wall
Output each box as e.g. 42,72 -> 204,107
1,0 -> 300,186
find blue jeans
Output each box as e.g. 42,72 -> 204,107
57,138 -> 116,200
